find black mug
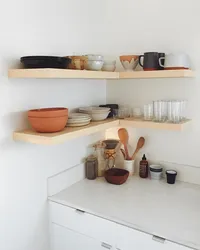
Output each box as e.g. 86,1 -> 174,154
158,53 -> 165,70
139,52 -> 165,71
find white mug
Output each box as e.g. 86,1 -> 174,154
159,53 -> 190,69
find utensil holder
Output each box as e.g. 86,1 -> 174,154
124,160 -> 135,175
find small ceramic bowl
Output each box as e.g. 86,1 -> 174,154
86,60 -> 104,71
105,168 -> 129,185
102,60 -> 116,72
85,54 -> 104,61
90,111 -> 110,121
120,55 -> 139,71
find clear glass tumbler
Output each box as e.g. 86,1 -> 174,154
167,101 -> 172,122
180,100 -> 187,121
153,101 -> 167,122
144,104 -> 153,121
118,107 -> 130,119
171,101 -> 181,123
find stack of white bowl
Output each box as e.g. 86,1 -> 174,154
79,107 -> 110,121
85,55 -> 104,71
67,113 -> 91,127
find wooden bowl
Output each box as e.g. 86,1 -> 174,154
105,168 -> 129,185
28,107 -> 68,133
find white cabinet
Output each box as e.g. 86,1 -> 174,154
51,223 -> 114,250
49,202 -> 192,250
115,224 -> 191,250
49,201 -> 116,245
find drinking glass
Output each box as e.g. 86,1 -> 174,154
118,107 -> 130,119
144,104 -> 153,121
180,100 -> 187,121
171,101 -> 181,123
153,101 -> 167,122
132,107 -> 142,118
113,109 -> 119,119
167,101 -> 172,122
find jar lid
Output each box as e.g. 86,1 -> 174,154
86,155 -> 97,161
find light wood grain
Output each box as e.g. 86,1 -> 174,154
119,70 -> 194,79
120,118 -> 191,131
8,68 -> 119,79
8,69 -> 194,79
13,119 -> 191,145
13,119 -> 119,145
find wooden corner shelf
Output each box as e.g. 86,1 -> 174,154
13,118 -> 191,145
13,119 -> 119,145
8,69 -> 119,79
8,69 -> 194,80
120,118 -> 191,131
119,70 -> 194,79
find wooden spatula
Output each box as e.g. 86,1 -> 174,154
132,137 -> 145,160
118,128 -> 131,160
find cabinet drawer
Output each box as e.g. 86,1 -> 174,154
116,224 -> 192,250
49,201 -> 116,245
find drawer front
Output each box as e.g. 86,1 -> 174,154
49,201 -> 116,245
116,224 -> 192,250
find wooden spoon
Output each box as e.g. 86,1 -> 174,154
132,137 -> 145,160
118,128 -> 131,160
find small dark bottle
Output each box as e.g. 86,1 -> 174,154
139,154 -> 149,178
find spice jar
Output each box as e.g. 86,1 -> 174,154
85,155 -> 98,180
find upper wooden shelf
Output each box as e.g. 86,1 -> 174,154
119,70 -> 194,79
13,118 -> 191,145
8,69 -> 194,80
8,69 -> 118,79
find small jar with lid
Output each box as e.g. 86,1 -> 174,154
85,155 -> 98,180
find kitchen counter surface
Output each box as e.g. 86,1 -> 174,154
49,177 -> 200,250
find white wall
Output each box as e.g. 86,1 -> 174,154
1,1 -> 107,250
2,1 -> 200,250
106,0 -> 200,167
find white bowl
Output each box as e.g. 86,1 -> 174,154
103,60 -> 116,65
86,60 -> 104,71
86,54 -> 104,61
102,64 -> 116,72
90,111 -> 110,121
79,107 -> 110,113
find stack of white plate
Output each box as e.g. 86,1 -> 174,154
67,113 -> 91,127
79,107 -> 110,121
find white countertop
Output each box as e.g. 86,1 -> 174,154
49,177 -> 200,250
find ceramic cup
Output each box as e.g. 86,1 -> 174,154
120,55 -> 139,71
159,53 -> 190,70
139,52 -> 162,71
124,160 -> 135,175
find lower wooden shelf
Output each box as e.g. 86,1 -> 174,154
13,119 -> 119,145
120,118 -> 191,131
13,118 -> 191,145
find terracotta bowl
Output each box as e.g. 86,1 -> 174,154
28,116 -> 68,133
120,55 -> 139,71
28,108 -> 68,118
28,107 -> 68,133
105,168 -> 129,185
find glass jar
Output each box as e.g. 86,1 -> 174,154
85,155 -> 98,180
94,142 -> 106,177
